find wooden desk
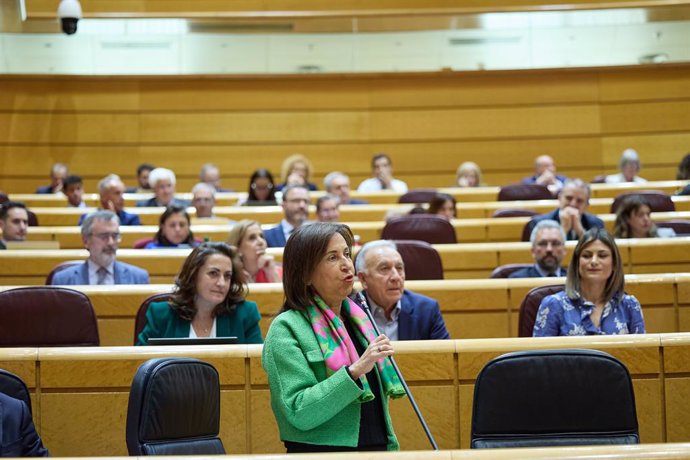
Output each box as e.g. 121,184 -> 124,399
1,273 -> 688,346
3,334 -> 689,456
4,237 -> 690,284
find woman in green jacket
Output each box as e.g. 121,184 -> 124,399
262,223 -> 405,453
137,242 -> 262,345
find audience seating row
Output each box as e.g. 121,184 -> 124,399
10,180 -> 689,209
3,333 -> 689,455
2,273 -> 688,346
4,237 -> 690,284
17,194 -> 690,227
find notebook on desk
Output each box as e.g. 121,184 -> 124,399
147,337 -> 239,345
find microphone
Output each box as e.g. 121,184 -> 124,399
354,291 -> 439,450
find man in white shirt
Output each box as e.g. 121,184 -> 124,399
50,210 -> 149,285
357,153 -> 408,193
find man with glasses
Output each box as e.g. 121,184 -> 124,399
524,178 -> 604,241
509,220 -> 568,278
51,210 -> 149,285
264,184 -> 310,247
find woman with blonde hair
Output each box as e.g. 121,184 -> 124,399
228,220 -> 282,283
455,162 -> 483,187
276,154 -> 317,191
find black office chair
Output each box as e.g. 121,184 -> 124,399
471,349 -> 639,449
126,358 -> 225,455
0,369 -> 32,413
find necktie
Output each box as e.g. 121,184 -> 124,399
96,267 -> 108,285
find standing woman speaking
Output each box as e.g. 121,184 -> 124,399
262,223 -> 405,453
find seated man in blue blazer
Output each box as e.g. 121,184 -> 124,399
508,220 -> 567,278
0,392 -> 50,456
51,210 -> 149,285
264,184 -> 310,248
355,240 -> 450,340
525,178 -> 604,241
78,174 -> 141,226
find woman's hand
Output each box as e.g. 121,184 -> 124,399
257,253 -> 279,282
348,334 -> 394,380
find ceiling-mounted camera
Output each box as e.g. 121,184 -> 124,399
57,0 -> 82,35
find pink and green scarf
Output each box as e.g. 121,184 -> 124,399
306,295 -> 405,402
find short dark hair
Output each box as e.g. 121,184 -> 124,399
154,205 -> 195,246
613,195 -> 658,238
171,242 -> 247,320
63,175 -> 83,188
565,228 -> 625,304
677,153 -> 690,180
427,193 -> 457,218
0,201 -> 27,221
281,222 -> 354,312
137,163 -> 155,175
316,194 -> 339,213
247,168 -> 276,202
371,153 -> 391,169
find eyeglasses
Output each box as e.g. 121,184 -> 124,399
90,232 -> 122,242
536,240 -> 564,248
251,183 -> 273,191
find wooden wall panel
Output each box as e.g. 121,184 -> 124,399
1,65 -> 688,193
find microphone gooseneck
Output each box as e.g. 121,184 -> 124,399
355,292 -> 439,450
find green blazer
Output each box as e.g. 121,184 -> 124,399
262,309 -> 399,450
137,300 -> 263,345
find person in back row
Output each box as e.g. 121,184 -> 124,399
605,149 -> 646,184
509,220 -> 567,278
533,228 -> 645,336
521,154 -> 567,194
316,194 -> 340,223
263,184 -> 310,248
36,162 -> 68,194
355,240 -> 450,340
0,201 -> 29,249
525,179 -> 604,241
613,195 -> 675,238
136,167 -> 190,208
324,172 -> 367,204
63,175 -> 85,208
357,154 -> 408,193
79,174 -> 141,226
51,210 -> 149,285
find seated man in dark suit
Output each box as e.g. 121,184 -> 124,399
51,210 -> 149,285
264,184 -> 310,248
136,167 -> 191,208
36,162 -> 68,194
0,393 -> 49,456
525,178 -> 604,241
509,220 -> 567,278
521,154 -> 568,194
0,201 -> 29,250
323,171 -> 367,204
355,240 -> 450,340
79,174 -> 141,226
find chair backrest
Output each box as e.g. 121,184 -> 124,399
0,192 -> 8,204
610,191 -> 675,213
0,369 -> 32,413
490,263 -> 534,279
398,189 -> 438,204
0,287 -> 99,346
45,260 -> 84,285
492,208 -> 539,218
126,358 -> 225,455
498,184 -> 553,201
27,209 -> 39,226
133,237 -> 154,249
393,240 -> 444,280
521,220 -> 535,242
381,214 -> 457,244
471,349 -> 639,448
656,220 -> 690,236
517,284 -> 564,337
134,293 -> 174,345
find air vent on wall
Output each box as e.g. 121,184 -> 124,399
189,23 -> 294,33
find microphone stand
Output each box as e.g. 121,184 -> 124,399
356,292 -> 439,450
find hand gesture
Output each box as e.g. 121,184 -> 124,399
348,335 -> 393,380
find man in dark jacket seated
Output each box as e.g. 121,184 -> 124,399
355,240 -> 450,340
0,392 -> 50,456
525,178 -> 604,241
509,219 -> 567,278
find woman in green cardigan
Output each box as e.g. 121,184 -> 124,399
137,242 -> 262,345
262,223 -> 405,453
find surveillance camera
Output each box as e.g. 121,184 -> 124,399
57,0 -> 82,35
